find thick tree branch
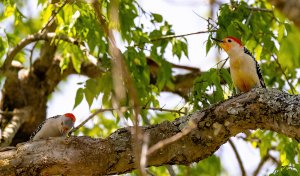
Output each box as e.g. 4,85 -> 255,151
0,107 -> 31,147
2,33 -> 100,74
1,88 -> 300,175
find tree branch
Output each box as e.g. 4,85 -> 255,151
273,55 -> 296,94
70,106 -> 186,134
228,139 -> 246,176
0,107 -> 31,147
148,30 -> 216,42
1,88 -> 300,175
253,153 -> 269,176
2,33 -> 101,74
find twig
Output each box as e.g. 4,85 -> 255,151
228,139 -> 246,176
70,106 -> 186,133
253,154 -> 269,176
135,30 -> 217,47
230,3 -> 273,13
213,57 -> 229,69
272,55 -> 295,94
92,2 -> 147,175
89,3 -> 144,173
246,10 -> 253,26
170,62 -> 199,72
246,7 -> 272,13
2,32 -> 100,73
192,12 -> 218,30
268,153 -> 280,165
40,0 -> 70,33
143,107 -> 186,115
69,108 -> 114,134
253,150 -> 280,176
147,121 -> 196,156
29,42 -> 38,74
220,57 -> 229,69
140,133 -> 150,176
166,165 -> 176,176
150,30 -> 217,42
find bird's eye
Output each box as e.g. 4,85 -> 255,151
228,39 -> 232,42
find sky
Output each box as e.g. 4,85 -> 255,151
1,0 -> 277,175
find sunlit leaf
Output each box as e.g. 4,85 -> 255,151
73,88 -> 84,109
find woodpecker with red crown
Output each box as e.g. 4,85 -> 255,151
30,113 -> 76,141
212,36 -> 265,93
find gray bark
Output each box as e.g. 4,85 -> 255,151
1,88 -> 299,175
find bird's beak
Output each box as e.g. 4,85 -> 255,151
211,37 -> 223,43
211,37 -> 229,51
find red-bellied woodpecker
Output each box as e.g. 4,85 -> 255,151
30,113 -> 76,141
212,36 -> 265,93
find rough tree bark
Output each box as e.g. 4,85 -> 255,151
1,88 -> 300,175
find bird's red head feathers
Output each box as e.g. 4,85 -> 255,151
226,36 -> 242,46
64,113 -> 76,122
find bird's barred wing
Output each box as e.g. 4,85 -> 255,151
244,47 -> 266,88
29,115 -> 61,140
255,61 -> 266,88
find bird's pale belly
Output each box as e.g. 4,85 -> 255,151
231,69 -> 258,92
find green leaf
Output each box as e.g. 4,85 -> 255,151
84,88 -> 94,108
71,53 -> 82,73
270,166 -> 299,176
181,39 -> 188,57
156,61 -> 172,91
152,13 -> 163,23
206,37 -> 212,55
73,88 -> 84,109
60,56 -> 70,73
220,68 -> 232,89
278,24 -> 285,42
4,5 -> 15,18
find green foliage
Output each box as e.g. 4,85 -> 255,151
270,166 -> 300,176
177,155 -> 222,176
74,73 -> 113,109
251,130 -> 300,172
0,37 -> 8,64
144,155 -> 221,176
278,25 -> 300,68
192,68 -> 231,109
172,38 -> 188,59
75,112 -> 119,138
149,112 -> 178,124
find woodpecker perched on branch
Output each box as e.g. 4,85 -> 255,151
30,113 -> 76,141
212,36 -> 265,93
